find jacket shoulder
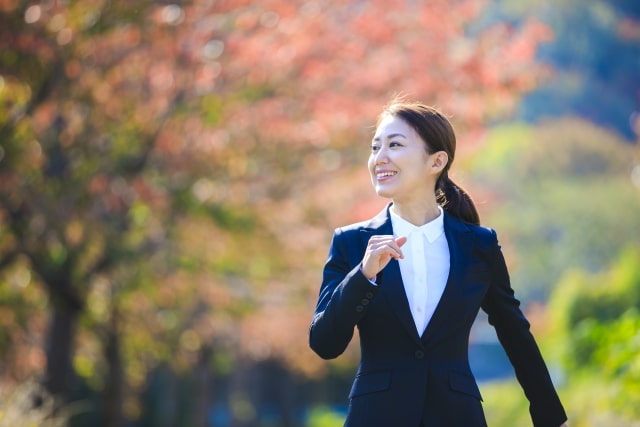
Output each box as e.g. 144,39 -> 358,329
469,223 -> 497,242
332,220 -> 371,245
336,219 -> 371,233
446,214 -> 498,247
333,206 -> 389,238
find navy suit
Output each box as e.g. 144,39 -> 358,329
309,205 -> 567,427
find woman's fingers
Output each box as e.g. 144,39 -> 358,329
395,236 -> 408,248
361,235 -> 407,279
369,235 -> 406,259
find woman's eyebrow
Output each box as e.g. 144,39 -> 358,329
372,133 -> 407,142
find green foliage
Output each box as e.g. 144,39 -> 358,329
560,374 -> 640,427
472,120 -> 640,422
575,309 -> 640,377
468,119 -> 640,300
552,248 -> 640,374
199,95 -> 225,126
305,406 -> 345,427
208,204 -> 259,232
545,247 -> 640,422
233,84 -> 277,103
479,380 -> 530,427
555,248 -> 640,330
481,369 -> 640,427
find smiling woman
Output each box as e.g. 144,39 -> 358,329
309,98 -> 568,427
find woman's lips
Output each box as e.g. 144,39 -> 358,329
375,170 -> 397,181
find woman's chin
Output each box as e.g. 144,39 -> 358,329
374,187 -> 395,199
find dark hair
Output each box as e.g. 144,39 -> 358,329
378,99 -> 480,225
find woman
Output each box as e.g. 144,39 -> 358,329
309,99 -> 568,427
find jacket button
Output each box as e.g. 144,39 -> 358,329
365,292 -> 374,299
355,305 -> 364,312
361,299 -> 370,305
414,350 -> 424,359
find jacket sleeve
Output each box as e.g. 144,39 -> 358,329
480,229 -> 567,427
309,228 -> 380,360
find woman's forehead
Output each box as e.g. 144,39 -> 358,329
373,115 -> 416,140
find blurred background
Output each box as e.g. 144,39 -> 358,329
1,0 -> 639,426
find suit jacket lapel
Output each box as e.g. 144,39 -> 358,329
420,213 -> 473,344
361,204 -> 422,346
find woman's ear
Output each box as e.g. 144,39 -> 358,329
430,151 -> 449,173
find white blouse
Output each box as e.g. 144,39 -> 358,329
390,206 -> 450,336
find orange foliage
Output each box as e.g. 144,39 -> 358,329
0,0 -> 554,390
193,0 -> 552,140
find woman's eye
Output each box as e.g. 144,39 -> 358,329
389,141 -> 401,147
371,145 -> 380,152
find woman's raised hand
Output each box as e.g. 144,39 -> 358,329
361,235 -> 408,280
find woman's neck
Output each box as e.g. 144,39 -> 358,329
391,197 -> 441,226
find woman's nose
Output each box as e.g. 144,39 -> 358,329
374,148 -> 389,164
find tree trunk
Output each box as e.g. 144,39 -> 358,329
273,363 -> 295,427
229,357 -> 256,427
43,299 -> 79,402
195,345 -> 212,427
104,306 -> 124,427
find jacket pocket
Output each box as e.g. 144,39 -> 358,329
449,370 -> 482,401
348,370 -> 391,399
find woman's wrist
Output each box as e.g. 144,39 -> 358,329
360,264 -> 376,282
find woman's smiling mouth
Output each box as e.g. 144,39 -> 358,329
376,170 -> 397,181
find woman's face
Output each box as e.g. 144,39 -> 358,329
368,114 -> 441,203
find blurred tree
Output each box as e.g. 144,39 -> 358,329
0,0 -> 559,425
474,0 -> 640,140
0,1 -> 206,424
546,247 -> 640,423
466,118 -> 640,301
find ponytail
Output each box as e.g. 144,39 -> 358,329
436,173 -> 480,225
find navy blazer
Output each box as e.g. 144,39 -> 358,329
309,205 -> 567,427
